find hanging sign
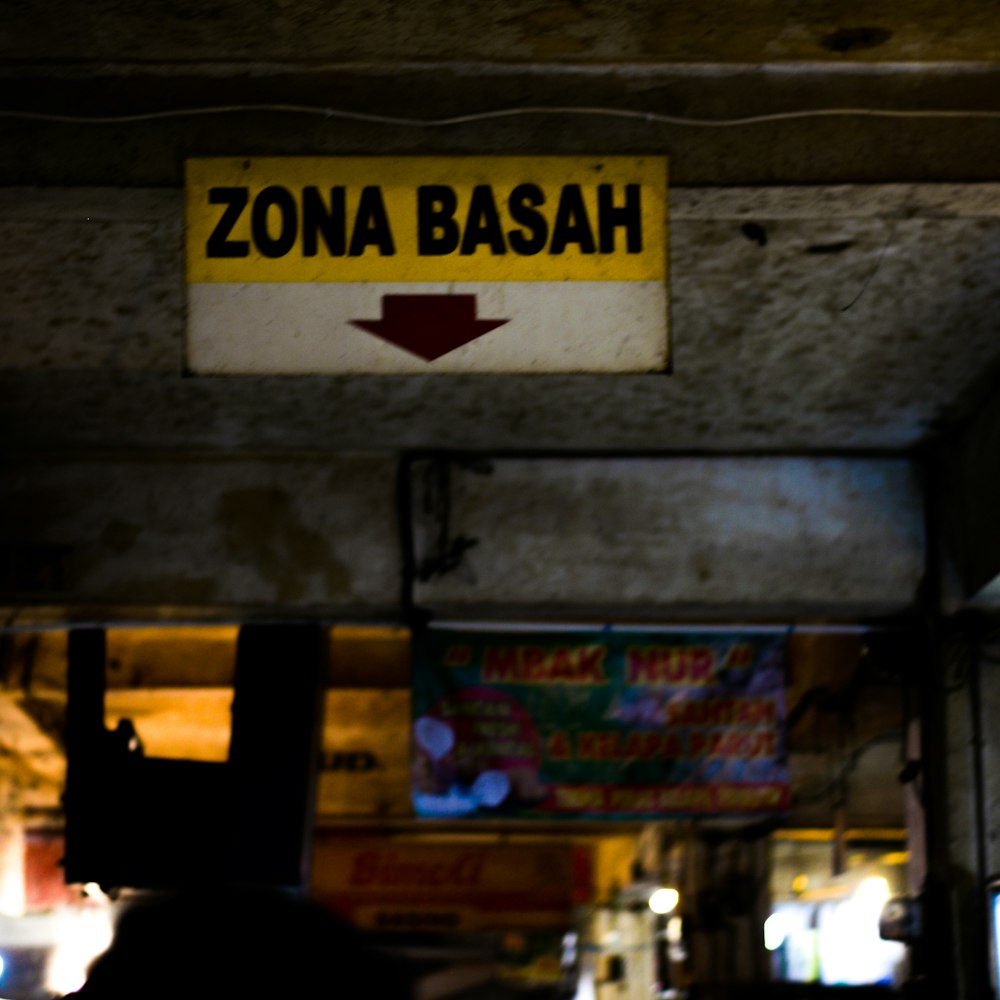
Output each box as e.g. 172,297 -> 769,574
310,836 -> 591,931
411,628 -> 789,819
185,156 -> 668,374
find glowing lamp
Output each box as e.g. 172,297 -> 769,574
648,887 -> 680,914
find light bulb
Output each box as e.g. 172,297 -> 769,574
649,887 -> 680,914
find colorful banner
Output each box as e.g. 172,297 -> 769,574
411,628 -> 788,819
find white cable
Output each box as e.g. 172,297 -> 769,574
0,103 -> 999,128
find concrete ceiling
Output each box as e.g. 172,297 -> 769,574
3,0 -> 1000,65
3,2 -> 1000,457
3,183 -> 999,455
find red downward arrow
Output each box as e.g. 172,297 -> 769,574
349,294 -> 510,362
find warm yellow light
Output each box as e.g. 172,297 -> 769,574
649,887 -> 680,914
880,851 -> 910,867
45,908 -> 114,996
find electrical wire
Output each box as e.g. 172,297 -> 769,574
0,104 -> 999,128
794,729 -> 903,805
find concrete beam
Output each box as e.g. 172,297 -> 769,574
2,454 -> 923,622
410,456 -> 924,618
4,1 -> 1000,65
4,186 -> 1000,456
0,455 -> 402,621
2,63 -> 1000,188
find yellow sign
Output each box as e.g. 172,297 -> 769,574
185,156 -> 667,284
185,156 -> 669,374
316,690 -> 411,818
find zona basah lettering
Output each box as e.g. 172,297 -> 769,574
203,183 -> 643,259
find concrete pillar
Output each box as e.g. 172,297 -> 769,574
922,618 -> 992,999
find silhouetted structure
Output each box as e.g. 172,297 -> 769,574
66,887 -> 414,999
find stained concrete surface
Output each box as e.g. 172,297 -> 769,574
0,454 -> 923,617
2,185 -> 999,454
4,63 -> 1000,188
0,456 -> 399,611
3,0 -> 1000,64
412,457 -> 925,613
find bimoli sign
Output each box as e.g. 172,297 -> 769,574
310,836 -> 591,931
185,156 -> 668,374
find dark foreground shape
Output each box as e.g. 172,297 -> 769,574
65,887 -> 413,1000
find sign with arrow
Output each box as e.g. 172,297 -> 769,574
350,294 -> 509,362
185,156 -> 668,374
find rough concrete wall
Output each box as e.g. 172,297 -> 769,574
9,67 -> 1000,189
412,456 -> 926,616
2,454 -> 923,620
0,189 -> 930,620
0,456 -> 400,616
4,186 -> 1000,454
0,189 -> 182,371
788,742 -> 904,829
4,0 -> 1000,64
6,1 -> 1000,189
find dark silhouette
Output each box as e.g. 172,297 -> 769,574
64,887 -> 413,999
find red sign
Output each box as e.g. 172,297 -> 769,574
311,836 -> 591,931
